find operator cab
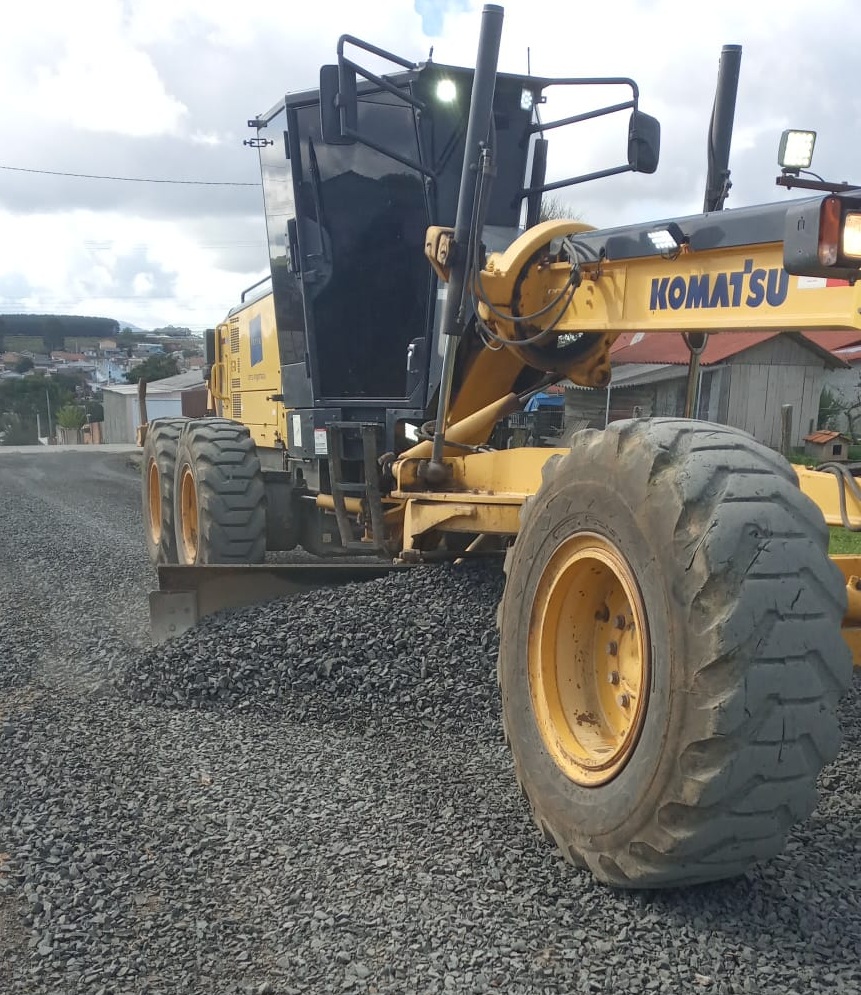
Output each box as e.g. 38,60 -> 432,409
249,36 -> 659,457
255,61 -> 540,417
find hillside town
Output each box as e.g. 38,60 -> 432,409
0,324 -> 205,385
0,317 -> 207,445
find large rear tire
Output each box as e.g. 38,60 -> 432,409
498,418 -> 852,888
173,419 -> 266,564
141,418 -> 187,566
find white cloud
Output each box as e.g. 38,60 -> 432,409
0,209 -> 262,328
4,0 -> 187,137
32,46 -> 187,137
0,0 -> 858,330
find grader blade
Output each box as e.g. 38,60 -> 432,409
149,562 -> 408,644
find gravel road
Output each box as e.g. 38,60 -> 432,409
1,450 -> 860,995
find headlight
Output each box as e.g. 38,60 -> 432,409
843,212 -> 861,259
435,79 -> 457,103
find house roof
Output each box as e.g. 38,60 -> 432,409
102,369 -> 204,395
610,331 -> 847,369
803,330 -> 861,353
805,430 -> 850,444
563,364 -> 682,391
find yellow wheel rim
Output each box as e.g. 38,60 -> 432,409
179,465 -> 199,562
146,459 -> 161,544
528,531 -> 650,786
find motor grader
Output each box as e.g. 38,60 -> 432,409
142,5 -> 861,888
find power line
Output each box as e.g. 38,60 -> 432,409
0,164 -> 260,187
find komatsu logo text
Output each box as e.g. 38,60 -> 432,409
649,260 -> 788,311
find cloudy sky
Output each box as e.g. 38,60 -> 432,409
1,0 -> 857,331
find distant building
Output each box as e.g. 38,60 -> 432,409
564,331 -> 847,450
51,351 -> 87,363
101,370 -> 206,443
804,430 -> 851,463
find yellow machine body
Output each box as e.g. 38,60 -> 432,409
209,295 -> 289,451
143,15 -> 861,889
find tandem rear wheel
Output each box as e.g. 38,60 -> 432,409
141,418 -> 267,566
173,419 -> 267,565
142,418 -> 188,565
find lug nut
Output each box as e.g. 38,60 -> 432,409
606,641 -> 618,656
614,615 -> 626,630
607,671 -> 620,685
617,693 -> 630,709
595,604 -> 610,622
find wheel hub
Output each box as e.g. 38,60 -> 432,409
147,459 -> 161,544
528,531 -> 650,786
179,466 -> 199,562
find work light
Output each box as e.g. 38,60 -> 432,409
778,129 -> 816,171
435,79 -> 457,103
647,222 -> 687,253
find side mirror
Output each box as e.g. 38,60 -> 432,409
628,110 -> 660,174
319,64 -> 356,145
203,328 -> 216,366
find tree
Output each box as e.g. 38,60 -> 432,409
125,353 -> 180,384
0,373 -> 74,431
86,400 -> 104,423
56,404 -> 87,430
54,370 -> 89,397
819,379 -> 861,441
13,357 -> 34,374
539,195 -> 580,223
0,412 -> 37,446
818,387 -> 844,432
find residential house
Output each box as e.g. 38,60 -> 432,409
101,370 -> 206,443
564,331 -> 846,450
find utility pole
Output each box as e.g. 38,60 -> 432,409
45,389 -> 53,443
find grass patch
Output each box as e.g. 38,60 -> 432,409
3,335 -> 45,354
829,527 -> 861,554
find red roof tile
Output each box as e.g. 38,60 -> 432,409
610,330 -> 850,367
805,430 -> 849,444
610,331 -> 781,365
801,330 -> 861,352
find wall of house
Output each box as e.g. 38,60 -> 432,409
563,387 -> 654,430
103,391 -> 184,442
721,337 -> 827,448
103,392 -> 134,444
653,379 -> 684,417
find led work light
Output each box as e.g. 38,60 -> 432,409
778,129 -> 817,171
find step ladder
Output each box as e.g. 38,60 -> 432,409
326,422 -> 390,554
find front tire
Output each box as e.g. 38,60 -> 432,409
498,418 -> 852,888
173,419 -> 267,564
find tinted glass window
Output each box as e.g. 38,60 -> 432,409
259,107 -> 305,366
413,69 -> 534,229
294,97 -> 430,400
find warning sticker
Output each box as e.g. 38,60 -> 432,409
291,414 -> 302,449
314,428 -> 328,456
797,276 -> 851,289
797,276 -> 827,289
